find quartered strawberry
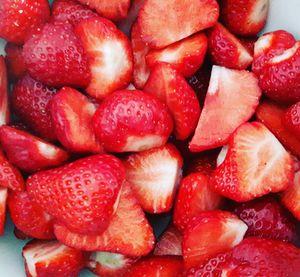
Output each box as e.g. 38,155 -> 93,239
0,57 -> 9,126
189,65 -> 261,152
123,144 -> 183,213
0,188 -> 8,236
0,126 -> 69,173
93,89 -> 173,152
186,150 -> 217,175
23,20 -> 91,88
50,87 -> 103,153
208,23 -> 253,69
53,182 -> 155,255
146,33 -> 208,77
238,36 -> 257,55
137,0 -> 219,49
74,17 -> 133,100
173,173 -> 223,232
12,74 -> 57,141
0,0 -> 50,44
285,101 -> 300,139
22,240 -> 85,277
182,210 -> 247,268
8,191 -> 54,239
144,63 -> 200,140
211,122 -> 294,202
220,0 -> 269,36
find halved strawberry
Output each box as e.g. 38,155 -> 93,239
144,63 -> 200,140
186,150 -> 217,175
0,126 -> 69,172
146,33 -> 208,77
22,240 -> 85,277
50,87 -> 102,153
189,65 -> 261,152
208,23 -> 253,69
211,122 -> 294,202
0,187 -> 8,236
74,17 -> 133,100
285,101 -> 300,139
53,182 -> 155,255
0,57 -> 9,127
137,0 -> 219,49
123,144 -> 183,213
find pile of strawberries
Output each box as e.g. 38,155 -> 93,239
1,0 -> 300,276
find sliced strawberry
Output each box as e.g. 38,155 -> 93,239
123,144 -> 183,213
211,122 -> 294,202
53,182 -> 155,255
208,23 -> 253,69
22,240 -> 85,277
0,57 -> 9,126
137,0 -> 219,49
50,87 -> 103,153
0,126 -> 69,172
238,36 -> 257,55
144,63 -> 200,140
285,101 -> 300,139
146,33 -> 208,77
186,151 -> 217,175
93,89 -> 173,152
189,65 -> 261,152
0,187 -> 8,236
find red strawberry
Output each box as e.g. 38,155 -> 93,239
22,240 -> 85,277
238,36 -> 257,55
123,144 -> 183,213
220,0 -> 269,36
8,191 -> 54,239
211,122 -> 294,202
50,87 -> 103,153
144,63 -> 201,140
137,0 -> 219,49
12,74 -> 57,141
189,65 -> 261,152
23,20 -> 91,88
182,210 -> 247,268
186,151 -> 217,175
208,23 -> 253,69
0,126 -> 69,172
53,182 -> 155,255
146,33 -> 208,77
285,101 -> 300,139
93,89 -> 173,152
173,173 -> 223,232
0,0 -> 50,44
0,187 -> 8,236
74,17 -> 133,100
0,57 -> 9,126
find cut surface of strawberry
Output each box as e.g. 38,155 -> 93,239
0,187 -> 8,236
0,57 -> 9,127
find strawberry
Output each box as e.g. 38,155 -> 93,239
0,187 -> 8,236
74,17 -> 133,100
144,63 -> 201,140
23,20 -> 91,88
146,33 -> 208,77
50,87 -> 103,153
53,182 -> 155,255
8,191 -> 54,239
93,89 -> 173,152
211,122 -> 294,202
12,74 -> 57,141
186,151 -> 217,175
0,57 -> 9,126
173,173 -> 223,232
0,126 -> 69,173
220,0 -> 269,36
137,0 -> 219,49
189,65 -> 261,152
208,23 -> 253,69
285,101 -> 300,139
182,210 -> 247,268
123,144 -> 183,213
238,36 -> 257,55
22,240 -> 85,277
0,0 -> 50,44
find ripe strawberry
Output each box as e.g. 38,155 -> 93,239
208,23 -> 253,69
146,33 -> 208,77
238,36 -> 257,55
189,65 -> 261,152
23,20 -> 91,88
0,126 -> 69,173
0,188 -> 8,236
144,63 -> 201,140
93,89 -> 173,152
285,101 -> 300,139
74,17 -> 133,100
0,57 -> 9,126
137,0 -> 219,49
186,151 -> 217,175
0,0 -> 50,44
12,74 -> 57,141
123,144 -> 183,213
22,240 -> 85,277
53,182 -> 155,255
211,122 -> 294,202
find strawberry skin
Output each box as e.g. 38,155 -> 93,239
0,57 -> 9,126
0,188 -> 8,236
285,101 -> 300,139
